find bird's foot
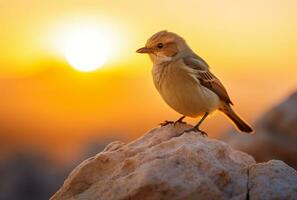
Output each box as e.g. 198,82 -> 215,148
173,117 -> 186,126
159,120 -> 174,127
180,127 -> 208,137
159,117 -> 186,127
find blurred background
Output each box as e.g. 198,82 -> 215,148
0,0 -> 296,199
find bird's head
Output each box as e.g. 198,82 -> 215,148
136,30 -> 191,64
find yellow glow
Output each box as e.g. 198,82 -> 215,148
63,27 -> 112,72
0,0 -> 297,160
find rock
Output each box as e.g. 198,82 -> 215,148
51,123 -> 255,200
223,91 -> 297,169
248,160 -> 297,200
51,124 -> 297,200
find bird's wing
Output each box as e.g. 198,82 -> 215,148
183,56 -> 233,105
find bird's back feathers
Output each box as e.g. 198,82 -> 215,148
183,56 -> 233,105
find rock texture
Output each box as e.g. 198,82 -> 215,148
51,123 -> 297,200
248,160 -> 297,200
223,91 -> 297,170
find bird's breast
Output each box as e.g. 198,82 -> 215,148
152,62 -> 220,117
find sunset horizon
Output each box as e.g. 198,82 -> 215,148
1,0 -> 297,160
1,1 -> 297,199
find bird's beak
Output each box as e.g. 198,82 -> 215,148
136,47 -> 153,54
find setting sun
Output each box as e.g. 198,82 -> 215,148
1,1 -> 297,199
62,26 -> 114,72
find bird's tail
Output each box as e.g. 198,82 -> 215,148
220,103 -> 254,133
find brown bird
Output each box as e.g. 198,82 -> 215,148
136,30 -> 253,135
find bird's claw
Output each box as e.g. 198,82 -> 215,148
199,130 -> 208,137
159,118 -> 186,127
173,119 -> 186,126
180,127 -> 208,137
159,120 -> 174,127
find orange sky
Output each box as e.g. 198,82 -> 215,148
0,0 -> 296,161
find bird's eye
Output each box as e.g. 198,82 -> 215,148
157,43 -> 164,49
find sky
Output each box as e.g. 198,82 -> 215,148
0,0 -> 296,161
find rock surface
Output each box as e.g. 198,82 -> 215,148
248,160 -> 297,200
223,91 -> 297,170
51,123 -> 297,200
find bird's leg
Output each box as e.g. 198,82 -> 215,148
183,112 -> 209,136
159,116 -> 186,127
174,116 -> 186,126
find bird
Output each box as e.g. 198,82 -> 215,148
136,30 -> 253,135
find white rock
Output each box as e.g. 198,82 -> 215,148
51,123 -> 254,200
248,160 -> 297,200
51,123 -> 297,200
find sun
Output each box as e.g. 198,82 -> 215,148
63,26 -> 113,72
